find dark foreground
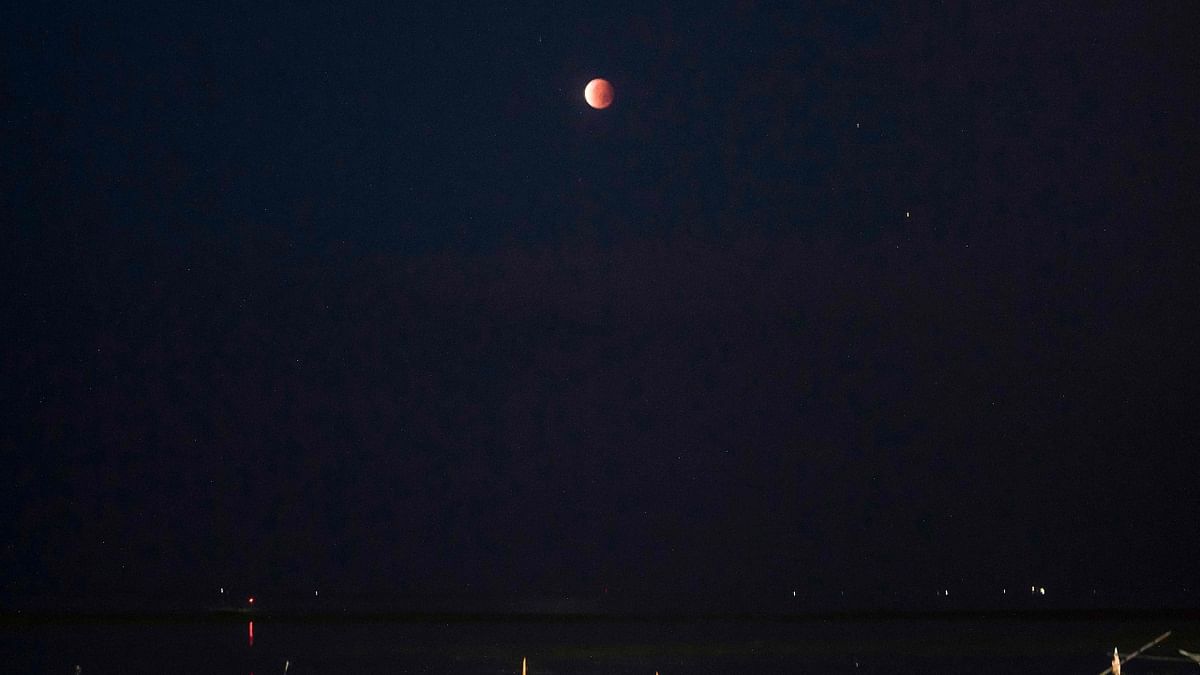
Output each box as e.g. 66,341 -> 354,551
2,612 -> 1198,674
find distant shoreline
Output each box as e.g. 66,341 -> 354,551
2,607 -> 1198,626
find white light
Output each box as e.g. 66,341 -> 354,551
1039,587 -> 1045,595
219,587 -> 224,594
792,590 -> 796,597
314,590 -> 319,597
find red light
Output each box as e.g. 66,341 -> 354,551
248,620 -> 254,647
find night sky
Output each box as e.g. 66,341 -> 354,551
3,4 -> 1197,610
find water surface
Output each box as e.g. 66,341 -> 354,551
3,615 -> 1196,674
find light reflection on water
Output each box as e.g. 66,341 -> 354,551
1,618 -> 1193,674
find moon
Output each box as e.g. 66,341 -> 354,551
584,78 -> 614,109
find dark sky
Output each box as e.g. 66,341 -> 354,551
3,4 -> 1197,609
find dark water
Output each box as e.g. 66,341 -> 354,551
2,617 -> 1197,674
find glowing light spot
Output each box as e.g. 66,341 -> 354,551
248,597 -> 255,605
248,621 -> 254,647
1039,587 -> 1045,595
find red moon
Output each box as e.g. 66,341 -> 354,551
584,78 -> 614,109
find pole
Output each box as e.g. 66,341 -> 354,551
1096,631 -> 1172,675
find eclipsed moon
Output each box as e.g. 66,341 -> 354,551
584,78 -> 614,109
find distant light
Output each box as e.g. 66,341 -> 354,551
248,597 -> 255,605
1002,589 -> 1006,594
793,590 -> 796,597
905,211 -> 910,218
248,621 -> 254,647
314,590 -> 319,597
219,587 -> 224,594
944,590 -> 949,596
1039,587 -> 1045,595
1031,586 -> 1036,593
